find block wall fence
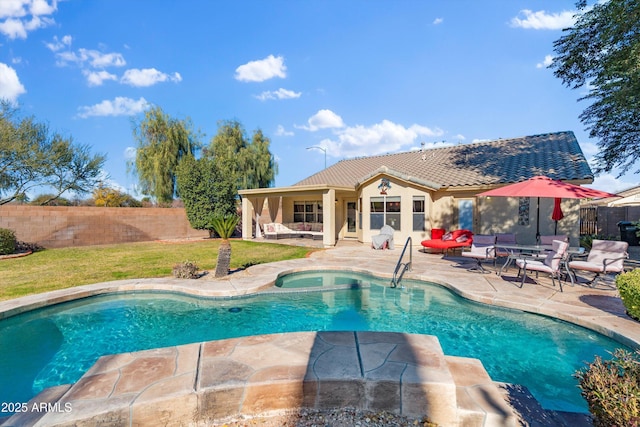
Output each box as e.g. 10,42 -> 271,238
0,206 -> 209,248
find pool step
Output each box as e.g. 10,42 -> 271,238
3,332 -> 559,427
446,356 -> 520,426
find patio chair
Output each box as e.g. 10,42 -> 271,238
568,239 -> 629,286
515,240 -> 569,291
531,234 -> 569,261
539,235 -> 568,245
461,234 -> 496,273
371,225 -> 395,250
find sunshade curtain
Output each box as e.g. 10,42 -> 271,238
267,197 -> 281,223
250,197 -> 265,238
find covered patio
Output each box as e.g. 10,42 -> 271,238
240,184 -> 356,248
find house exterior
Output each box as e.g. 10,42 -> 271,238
239,131 -> 593,247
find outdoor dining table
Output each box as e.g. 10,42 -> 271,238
495,243 -> 585,286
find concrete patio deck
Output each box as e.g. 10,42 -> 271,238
2,241 -> 639,426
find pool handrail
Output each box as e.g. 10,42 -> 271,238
391,236 -> 412,288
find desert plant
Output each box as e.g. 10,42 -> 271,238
0,228 -> 16,255
211,214 -> 240,278
172,261 -> 199,279
617,269 -> 640,321
575,348 -> 640,427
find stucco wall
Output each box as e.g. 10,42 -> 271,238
360,176 -> 433,245
0,205 -> 209,248
476,196 -> 580,246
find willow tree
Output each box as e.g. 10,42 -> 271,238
207,120 -> 278,192
129,106 -> 201,204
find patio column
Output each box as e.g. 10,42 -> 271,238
323,189 -> 336,247
241,197 -> 252,240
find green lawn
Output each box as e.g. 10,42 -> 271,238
0,239 -> 318,301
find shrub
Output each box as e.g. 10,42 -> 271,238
16,240 -> 44,253
172,261 -> 199,279
575,348 -> 640,427
580,234 -> 619,251
0,228 -> 16,255
617,269 -> 640,320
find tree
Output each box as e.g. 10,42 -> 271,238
207,120 -> 278,191
92,185 -> 142,207
211,214 -> 240,278
550,0 -> 640,175
29,194 -> 72,206
175,155 -> 237,235
129,106 -> 201,204
0,101 -> 106,205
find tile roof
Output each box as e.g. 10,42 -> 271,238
294,131 -> 593,190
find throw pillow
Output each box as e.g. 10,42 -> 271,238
442,232 -> 453,241
455,235 -> 468,243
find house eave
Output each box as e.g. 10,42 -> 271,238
239,184 -> 354,196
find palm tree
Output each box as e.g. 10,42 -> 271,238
211,214 -> 239,278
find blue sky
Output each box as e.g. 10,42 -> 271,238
1,0 -> 637,198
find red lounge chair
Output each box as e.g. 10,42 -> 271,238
421,229 -> 473,254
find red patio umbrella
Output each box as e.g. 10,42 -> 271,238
552,198 -> 565,234
476,176 -> 618,240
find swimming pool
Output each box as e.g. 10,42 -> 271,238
0,270 -> 627,414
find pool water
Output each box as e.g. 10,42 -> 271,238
0,271 -> 628,414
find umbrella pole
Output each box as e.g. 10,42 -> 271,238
536,197 -> 540,243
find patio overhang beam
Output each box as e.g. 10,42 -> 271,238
239,184 -> 354,197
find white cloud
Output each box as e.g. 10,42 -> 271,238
77,96 -> 149,118
0,62 -> 26,102
45,34 -> 71,52
536,54 -> 554,68
255,88 -> 301,101
0,0 -> 57,39
321,119 -> 444,158
510,9 -> 576,30
121,68 -> 182,87
588,173 -> 638,194
83,70 -> 117,86
433,17 -> 443,25
55,48 -> 126,68
235,54 -> 286,82
275,125 -> 294,137
124,146 -> 137,160
299,109 -> 345,131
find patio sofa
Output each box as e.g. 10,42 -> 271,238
263,222 -> 323,240
421,229 -> 473,253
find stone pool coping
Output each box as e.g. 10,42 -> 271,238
2,243 -> 639,426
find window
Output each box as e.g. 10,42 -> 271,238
293,203 -> 305,222
293,201 -> 322,223
459,199 -> 473,230
413,196 -> 425,231
370,196 -> 401,230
